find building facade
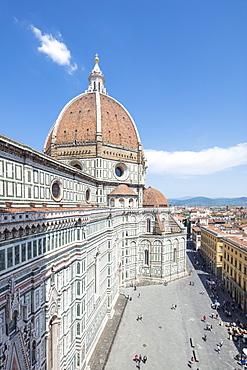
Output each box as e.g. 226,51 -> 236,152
199,225 -> 223,277
191,225 -> 201,250
222,236 -> 247,313
0,56 -> 187,370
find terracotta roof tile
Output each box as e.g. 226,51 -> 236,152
108,184 -> 137,196
143,186 -> 168,207
44,93 -> 139,154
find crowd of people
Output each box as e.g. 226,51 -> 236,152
133,354 -> 147,368
129,249 -> 247,369
191,251 -> 247,369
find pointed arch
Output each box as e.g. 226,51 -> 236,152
140,239 -> 151,266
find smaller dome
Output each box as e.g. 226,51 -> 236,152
108,184 -> 137,196
143,186 -> 169,207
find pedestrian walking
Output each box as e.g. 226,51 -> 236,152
174,304 -> 177,309
139,314 -> 143,321
139,354 -> 142,362
203,334 -> 207,341
189,356 -> 195,367
217,344 -> 221,353
138,293 -> 140,298
142,355 -> 147,363
219,340 -> 223,347
203,315 -> 206,322
133,355 -> 139,363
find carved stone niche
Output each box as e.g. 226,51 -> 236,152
6,278 -> 21,336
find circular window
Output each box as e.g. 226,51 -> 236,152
114,163 -> 128,180
85,189 -> 91,203
115,166 -> 123,177
50,180 -> 63,202
69,160 -> 83,171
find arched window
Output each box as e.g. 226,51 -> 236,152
69,160 -> 83,171
85,189 -> 90,202
147,218 -> 151,233
144,250 -> 149,265
77,323 -> 80,336
110,198 -> 115,207
12,228 -> 17,238
94,252 -> 100,295
129,199 -> 134,208
119,198 -> 124,207
77,282 -> 81,296
173,248 -> 177,263
77,304 -> 80,317
32,341 -> 36,365
77,262 -> 80,275
141,240 -> 151,266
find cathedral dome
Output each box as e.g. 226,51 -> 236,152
44,55 -> 143,166
143,186 -> 169,207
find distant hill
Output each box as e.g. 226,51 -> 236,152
168,197 -> 247,207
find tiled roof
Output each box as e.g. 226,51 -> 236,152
108,184 -> 137,196
143,186 -> 169,207
44,93 -> 139,153
224,235 -> 247,248
192,226 -> 201,232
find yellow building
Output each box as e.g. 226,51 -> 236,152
191,225 -> 201,250
222,236 -> 247,313
199,225 -> 224,277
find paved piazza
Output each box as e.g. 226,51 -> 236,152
105,252 -> 242,370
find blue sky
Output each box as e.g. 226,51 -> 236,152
0,0 -> 246,198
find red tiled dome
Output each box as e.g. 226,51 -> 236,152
43,57 -> 145,170
143,186 -> 169,207
44,93 -> 139,154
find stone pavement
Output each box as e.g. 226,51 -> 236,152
103,251 -> 244,370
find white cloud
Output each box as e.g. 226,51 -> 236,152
145,143 -> 247,176
30,25 -> 78,74
65,62 -> 78,75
